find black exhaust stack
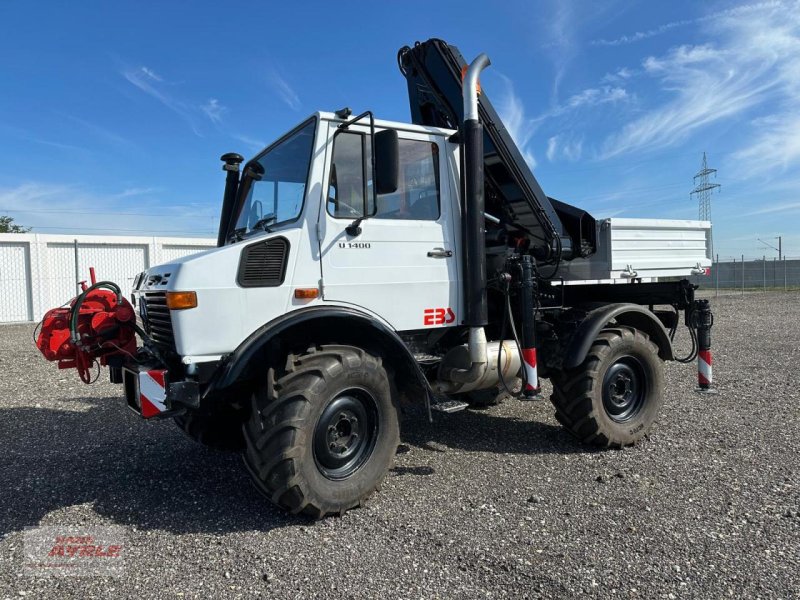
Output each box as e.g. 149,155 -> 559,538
217,152 -> 244,247
462,54 -> 490,327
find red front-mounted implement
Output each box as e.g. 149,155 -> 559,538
36,268 -> 139,383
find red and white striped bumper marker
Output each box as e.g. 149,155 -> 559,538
698,349 -> 712,387
695,349 -> 717,394
522,347 -> 540,396
693,299 -> 717,394
138,369 -> 168,418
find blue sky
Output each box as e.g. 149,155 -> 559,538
0,0 -> 798,259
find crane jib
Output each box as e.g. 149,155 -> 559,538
398,38 -> 598,265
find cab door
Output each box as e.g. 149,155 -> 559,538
318,124 -> 460,331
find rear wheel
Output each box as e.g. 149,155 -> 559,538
550,327 -> 664,447
243,345 -> 399,518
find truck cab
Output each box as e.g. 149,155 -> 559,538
134,112 -> 463,366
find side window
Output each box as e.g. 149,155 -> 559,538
375,139 -> 440,221
328,132 -> 440,221
327,132 -> 368,219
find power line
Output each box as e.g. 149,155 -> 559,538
26,225 -> 216,235
690,152 -> 721,221
0,207 -> 219,219
690,151 -> 720,257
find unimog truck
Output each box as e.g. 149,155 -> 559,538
36,39 -> 715,518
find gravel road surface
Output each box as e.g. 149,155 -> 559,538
1,292 -> 798,598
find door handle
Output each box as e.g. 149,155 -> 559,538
427,247 -> 453,258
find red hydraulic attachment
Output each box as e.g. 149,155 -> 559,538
36,269 -> 137,383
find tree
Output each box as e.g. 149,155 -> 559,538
0,216 -> 31,233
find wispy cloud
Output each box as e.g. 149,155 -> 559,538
113,187 -> 161,199
64,114 -> 134,148
732,114 -> 800,177
232,134 -> 267,152
122,66 -> 229,135
592,18 -> 693,47
546,135 -> 583,162
0,181 -> 218,236
601,67 -> 635,84
268,71 -> 301,111
591,1 -> 783,46
494,75 -> 537,169
140,66 -> 162,82
742,200 -> 800,217
201,98 -> 226,124
28,138 -> 88,153
123,66 -> 201,135
601,3 -> 800,160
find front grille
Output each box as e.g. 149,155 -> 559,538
237,237 -> 289,287
141,292 -> 176,351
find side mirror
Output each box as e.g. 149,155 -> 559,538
374,129 -> 399,195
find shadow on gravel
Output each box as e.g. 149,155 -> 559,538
0,397 -> 298,537
401,405 -> 594,456
2,397 -> 592,537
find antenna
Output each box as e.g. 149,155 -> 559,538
690,152 -> 721,221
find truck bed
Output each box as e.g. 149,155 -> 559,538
557,218 -> 712,281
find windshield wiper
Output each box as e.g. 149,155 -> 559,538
252,214 -> 277,232
229,227 -> 247,243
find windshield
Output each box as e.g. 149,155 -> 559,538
232,118 -> 316,237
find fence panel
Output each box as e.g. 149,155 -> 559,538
0,234 -> 214,323
0,242 -> 32,322
159,244 -> 212,263
77,243 -> 149,293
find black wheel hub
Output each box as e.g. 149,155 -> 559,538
313,391 -> 378,480
602,356 -> 646,422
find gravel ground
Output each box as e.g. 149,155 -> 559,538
1,292 -> 798,599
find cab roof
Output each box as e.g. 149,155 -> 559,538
316,111 -> 456,137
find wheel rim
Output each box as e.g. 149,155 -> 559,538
602,356 -> 647,423
313,390 -> 379,480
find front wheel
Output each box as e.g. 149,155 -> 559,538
550,327 -> 664,447
242,345 -> 399,518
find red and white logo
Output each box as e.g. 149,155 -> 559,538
423,307 -> 456,326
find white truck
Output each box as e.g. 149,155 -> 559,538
36,39 -> 715,518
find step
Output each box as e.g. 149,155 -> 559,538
430,398 -> 469,413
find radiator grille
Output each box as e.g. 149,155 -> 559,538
140,292 -> 176,350
237,237 -> 289,287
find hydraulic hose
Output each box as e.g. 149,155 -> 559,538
496,276 -> 527,399
69,281 -> 123,345
673,305 -> 699,364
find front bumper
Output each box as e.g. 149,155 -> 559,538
122,362 -> 200,419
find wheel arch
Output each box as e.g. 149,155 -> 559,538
205,305 -> 431,404
563,303 -> 673,370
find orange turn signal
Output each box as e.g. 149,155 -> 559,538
165,291 -> 198,310
294,288 -> 319,299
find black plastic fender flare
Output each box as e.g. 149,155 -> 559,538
563,303 -> 673,370
204,305 -> 432,401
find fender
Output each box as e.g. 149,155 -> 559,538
563,303 -> 673,370
205,305 -> 432,400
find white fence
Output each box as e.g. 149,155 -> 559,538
0,233 -> 215,323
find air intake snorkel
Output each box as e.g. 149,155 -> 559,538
443,52 -> 492,387
217,152 -> 244,246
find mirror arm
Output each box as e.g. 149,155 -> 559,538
346,217 -> 364,237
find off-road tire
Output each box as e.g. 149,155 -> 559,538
550,327 -> 664,447
243,345 -> 399,518
174,404 -> 245,451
